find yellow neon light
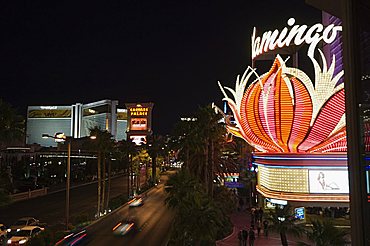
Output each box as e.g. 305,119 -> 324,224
257,186 -> 349,202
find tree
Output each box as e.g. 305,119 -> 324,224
165,169 -> 202,209
171,104 -> 226,196
266,205 -> 305,246
147,134 -> 165,184
114,139 -> 139,198
132,148 -> 150,189
0,168 -> 12,206
165,169 -> 228,245
105,151 -> 113,211
302,218 -> 349,246
88,127 -> 114,217
171,118 -> 199,172
213,185 -> 238,215
0,99 -> 25,149
193,105 -> 222,195
0,100 -> 25,194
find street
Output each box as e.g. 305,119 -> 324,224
0,175 -> 128,227
85,181 -> 175,246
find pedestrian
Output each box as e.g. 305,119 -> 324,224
238,230 -> 243,246
250,216 -> 255,229
242,228 -> 248,246
263,219 -> 269,237
251,207 -> 256,216
257,220 -> 261,237
249,227 -> 255,246
254,208 -> 260,224
259,207 -> 264,221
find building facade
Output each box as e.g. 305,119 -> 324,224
218,15 -> 349,208
26,99 -> 127,147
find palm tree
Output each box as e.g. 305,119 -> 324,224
105,151 -> 112,210
165,169 -> 226,245
165,169 -> 202,208
171,119 -> 198,171
174,105 -> 225,196
132,149 -> 150,190
147,134 -> 165,184
0,167 -> 11,207
302,218 -> 349,246
0,100 -> 25,186
0,99 -> 24,149
114,139 -> 139,198
200,105 -> 226,195
266,205 -> 305,246
213,185 -> 238,215
88,127 -> 114,217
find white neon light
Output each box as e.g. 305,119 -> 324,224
40,106 -> 57,110
253,156 -> 347,160
309,170 -> 349,193
251,18 -> 342,60
268,198 -> 288,205
253,163 -> 348,169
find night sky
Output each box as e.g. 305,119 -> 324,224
0,1 -> 321,135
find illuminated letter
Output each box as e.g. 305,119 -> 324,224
251,27 -> 260,59
323,24 -> 342,44
260,30 -> 280,52
293,25 -> 308,46
305,23 -> 324,57
276,27 -> 288,48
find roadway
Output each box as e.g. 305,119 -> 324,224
0,175 -> 129,227
85,173 -> 175,246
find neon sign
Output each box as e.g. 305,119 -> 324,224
295,207 -> 305,220
251,18 -> 342,59
129,107 -> 149,116
217,18 -> 346,153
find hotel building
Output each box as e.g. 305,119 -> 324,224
26,99 -> 127,147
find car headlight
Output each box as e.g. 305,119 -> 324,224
6,229 -> 11,232
7,239 -> 11,244
19,239 -> 27,244
16,229 -> 20,232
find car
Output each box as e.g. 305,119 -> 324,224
0,224 -> 8,243
6,225 -> 44,245
128,197 -> 144,207
7,217 -> 40,236
112,219 -> 137,236
54,228 -> 89,246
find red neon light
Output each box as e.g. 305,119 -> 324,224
299,90 -> 345,151
231,56 -> 346,153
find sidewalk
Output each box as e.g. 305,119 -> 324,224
216,210 -> 311,246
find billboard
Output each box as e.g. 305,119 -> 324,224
295,207 -> 305,220
125,103 -> 153,145
309,170 -> 349,193
130,118 -> 147,131
130,135 -> 147,146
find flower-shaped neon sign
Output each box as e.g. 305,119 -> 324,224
218,50 -> 346,153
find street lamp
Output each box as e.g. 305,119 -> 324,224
42,132 -> 71,230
